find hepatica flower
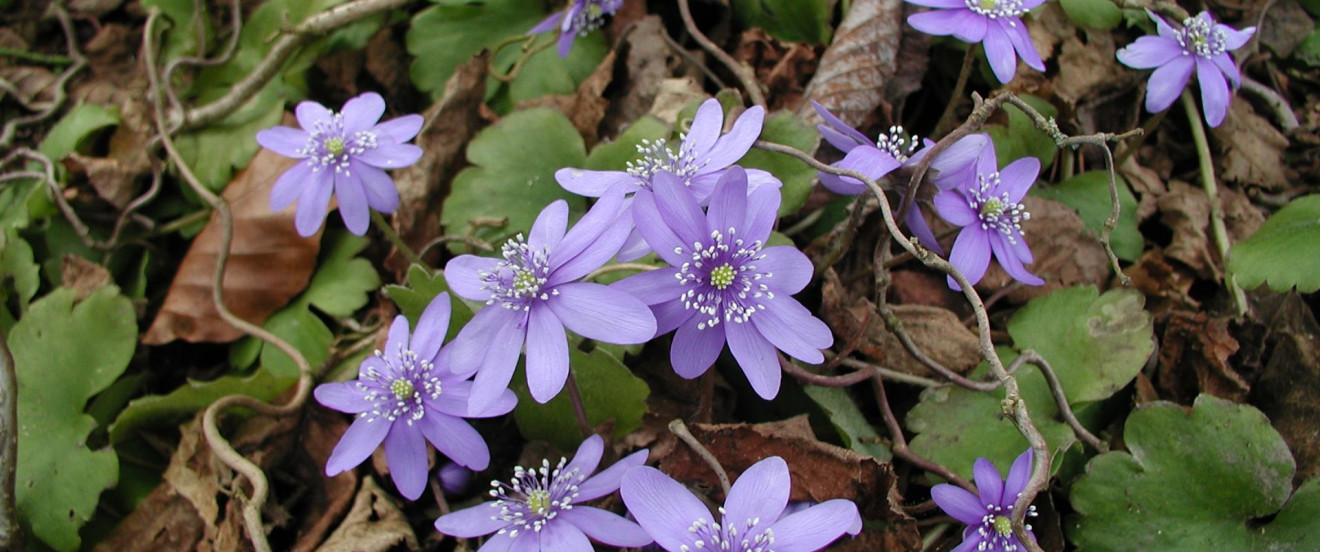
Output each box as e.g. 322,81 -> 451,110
529,0 -> 623,58
931,450 -> 1038,552
314,293 -> 515,500
434,435 -> 652,552
906,0 -> 1046,84
812,101 -> 944,254
444,191 -> 657,411
932,140 -> 1043,290
256,92 -> 423,236
612,168 -> 831,400
621,456 -> 863,552
1116,10 -> 1255,127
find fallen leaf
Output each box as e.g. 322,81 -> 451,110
1157,180 -> 1264,280
797,0 -> 904,128
1259,0 -> 1315,58
1156,311 -> 1248,403
978,196 -> 1109,303
1123,247 -> 1199,316
67,152 -> 137,208
737,28 -> 818,110
604,16 -> 672,131
317,477 -> 419,552
1214,99 -> 1292,192
143,116 -> 324,344
1249,293 -> 1320,484
60,254 -> 112,300
388,53 -> 489,274
292,409 -> 358,552
1054,31 -> 1123,106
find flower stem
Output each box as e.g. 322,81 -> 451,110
934,45 -> 977,137
564,368 -> 593,438
1180,91 -> 1248,316
371,211 -> 426,269
669,419 -> 732,494
584,262 -> 659,281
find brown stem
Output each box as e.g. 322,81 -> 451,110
0,332 -> 20,551
872,374 -> 975,493
564,369 -> 593,438
676,0 -> 766,106
669,419 -> 731,495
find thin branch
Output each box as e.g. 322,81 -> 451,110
160,0 -> 244,134
779,354 -> 873,387
0,2 -> 86,149
418,234 -> 494,259
178,0 -> 412,129
835,357 -> 941,387
372,211 -> 426,268
871,373 -> 975,493
675,0 -> 765,106
669,419 -> 731,495
1239,76 -> 1299,133
0,148 -> 100,249
0,332 -> 20,552
1010,351 -> 1106,452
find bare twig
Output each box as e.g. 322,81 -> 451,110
418,234 -> 494,259
0,333 -> 20,552
178,0 -> 412,129
669,418 -> 731,495
1240,76 -> 1299,133
871,373 -> 976,493
160,0 -> 244,134
778,354 -> 873,387
0,2 -> 86,149
834,357 -> 941,387
1010,351 -> 1106,452
145,14 -> 314,552
0,148 -> 99,248
675,0 -> 765,106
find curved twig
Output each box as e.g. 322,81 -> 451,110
669,418 -> 731,495
675,0 -> 765,106
1010,351 -> 1106,452
0,2 -> 86,149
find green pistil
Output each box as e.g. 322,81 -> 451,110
514,271 -> 538,295
980,0 -> 998,10
325,137 -> 346,157
710,264 -> 735,289
527,489 -> 551,515
390,379 -> 415,400
993,515 -> 1013,538
980,198 -> 1005,219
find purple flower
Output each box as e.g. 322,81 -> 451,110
931,450 -> 1038,552
529,0 -> 623,58
555,99 -> 779,260
621,456 -> 863,552
932,139 -> 1043,290
313,293 -> 515,500
905,0 -> 1046,84
256,92 -> 423,237
444,190 -> 657,411
811,101 -> 945,254
612,167 -> 831,400
434,435 -> 652,551
1116,11 -> 1255,127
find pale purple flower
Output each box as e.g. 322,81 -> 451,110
811,101 -> 945,254
905,0 -> 1046,84
444,190 -> 657,412
555,99 -> 780,260
931,450 -> 1038,552
434,435 -> 652,552
621,456 -> 863,552
529,0 -> 623,58
612,167 -> 831,400
1116,10 -> 1255,127
256,92 -> 423,236
314,293 -> 515,500
931,139 -> 1044,290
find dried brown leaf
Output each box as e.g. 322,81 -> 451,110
1156,311 -> 1247,403
143,128 -> 323,344
1157,180 -> 1263,279
61,254 -> 113,301
1054,32 -> 1122,106
797,0 -> 904,128
67,152 -> 137,208
1214,99 -> 1291,192
1250,293 -> 1320,484
316,477 -> 418,552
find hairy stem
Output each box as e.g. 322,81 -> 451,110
669,419 -> 731,495
1181,91 -> 1248,316
372,211 -> 426,268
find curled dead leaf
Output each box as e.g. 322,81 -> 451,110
143,125 -> 323,345
317,477 -> 418,552
798,0 -> 904,128
1156,311 -> 1247,403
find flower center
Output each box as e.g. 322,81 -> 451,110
968,172 -> 1030,244
993,515 -> 1013,538
480,234 -> 555,312
568,0 -> 621,35
488,457 -> 585,537
626,137 -> 702,186
1177,16 -> 1228,58
975,499 -> 1037,552
964,0 -> 1026,19
390,378 -> 415,400
875,126 -> 920,163
359,345 -> 442,425
675,228 -> 772,330
325,137 -> 346,157
679,513 -> 775,552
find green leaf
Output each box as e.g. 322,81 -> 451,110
738,111 -> 819,216
0,231 -> 40,332
987,95 -> 1057,171
1228,194 -> 1320,293
500,33 -> 608,105
731,0 -> 834,44
303,233 -> 382,318
1059,0 -> 1121,30
406,0 -> 545,97
804,385 -> 892,461
1069,395 -> 1315,551
11,286 -> 136,550
37,102 -> 120,160
1296,27 -> 1320,68
1008,286 -> 1153,402
109,370 -> 297,443
382,264 -> 473,345
584,115 -> 669,171
442,108 -> 587,246
1033,170 -> 1142,261
512,348 -> 650,450
906,286 -> 1153,479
